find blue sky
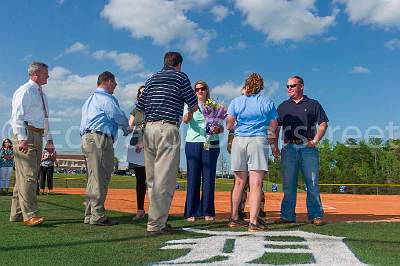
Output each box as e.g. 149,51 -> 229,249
0,0 -> 399,169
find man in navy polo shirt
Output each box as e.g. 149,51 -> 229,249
276,75 -> 328,226
136,51 -> 198,235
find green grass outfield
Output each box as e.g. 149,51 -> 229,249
20,172 -> 289,192
1,194 -> 400,265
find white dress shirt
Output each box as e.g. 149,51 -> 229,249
11,79 -> 52,141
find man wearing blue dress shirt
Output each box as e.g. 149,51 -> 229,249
80,71 -> 131,226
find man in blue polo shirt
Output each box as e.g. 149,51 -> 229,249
80,71 -> 131,226
136,51 -> 198,235
276,75 -> 328,226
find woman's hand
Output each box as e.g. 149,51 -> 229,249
135,144 -> 143,153
210,125 -> 224,134
183,111 -> 193,124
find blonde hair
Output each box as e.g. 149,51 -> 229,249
244,73 -> 263,96
194,80 -> 210,100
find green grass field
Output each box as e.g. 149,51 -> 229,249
1,193 -> 400,265
7,172 -> 287,192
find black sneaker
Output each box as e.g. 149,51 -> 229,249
91,218 -> 119,226
257,217 -> 268,227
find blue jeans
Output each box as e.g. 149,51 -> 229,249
280,144 -> 324,221
184,141 -> 220,218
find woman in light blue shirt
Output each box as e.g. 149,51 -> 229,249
226,73 -> 279,232
183,80 -> 223,222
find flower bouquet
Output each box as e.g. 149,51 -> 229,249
202,98 -> 227,150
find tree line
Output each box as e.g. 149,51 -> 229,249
267,138 -> 400,194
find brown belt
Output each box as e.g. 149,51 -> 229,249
146,120 -> 179,127
27,125 -> 44,134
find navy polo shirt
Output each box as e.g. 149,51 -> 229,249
277,95 -> 328,141
136,66 -> 197,123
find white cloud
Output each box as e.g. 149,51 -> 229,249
265,80 -> 280,97
211,5 -> 230,22
385,38 -> 400,50
57,42 -> 145,73
51,107 -> 82,118
218,41 -> 248,53
234,0 -> 337,42
57,0 -> 65,5
46,67 -> 98,100
322,36 -> 337,43
336,0 -> 400,29
211,79 -> 281,101
45,66 -> 144,111
114,82 -> 145,110
211,81 -> 243,100
65,42 -> 89,54
0,93 -> 11,109
101,0 -> 216,61
93,50 -> 143,72
351,66 -> 371,74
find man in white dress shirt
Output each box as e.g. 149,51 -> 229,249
10,61 -> 54,226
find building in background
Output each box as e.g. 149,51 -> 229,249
56,151 -> 87,174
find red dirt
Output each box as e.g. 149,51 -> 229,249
54,188 -> 400,222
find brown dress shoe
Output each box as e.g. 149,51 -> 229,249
312,217 -> 324,226
23,216 -> 44,226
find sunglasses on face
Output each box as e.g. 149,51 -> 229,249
195,87 -> 206,92
287,84 -> 301,89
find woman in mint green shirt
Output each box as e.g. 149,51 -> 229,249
183,80 -> 223,222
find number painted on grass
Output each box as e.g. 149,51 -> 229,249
158,228 -> 366,265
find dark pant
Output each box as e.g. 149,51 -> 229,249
133,166 -> 146,210
184,141 -> 220,218
39,166 -> 54,190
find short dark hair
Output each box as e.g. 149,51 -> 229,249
97,71 -> 115,86
136,85 -> 145,101
289,75 -> 304,85
164,52 -> 183,67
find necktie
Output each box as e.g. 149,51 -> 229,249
38,86 -> 48,118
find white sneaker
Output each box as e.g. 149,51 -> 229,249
205,216 -> 215,221
186,217 -> 195,222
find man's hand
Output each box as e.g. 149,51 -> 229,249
18,140 -> 28,154
306,140 -> 317,148
45,140 -> 55,153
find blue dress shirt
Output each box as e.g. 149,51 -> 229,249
80,87 -> 129,141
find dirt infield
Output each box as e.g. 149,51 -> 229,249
53,188 -> 400,222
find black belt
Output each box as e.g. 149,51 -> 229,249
285,139 -> 311,144
84,130 -> 114,142
146,119 -> 179,126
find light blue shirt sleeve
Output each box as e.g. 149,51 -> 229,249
227,98 -> 237,118
103,95 -> 129,130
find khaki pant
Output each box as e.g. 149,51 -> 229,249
81,133 -> 114,224
10,130 -> 42,222
144,122 -> 180,231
